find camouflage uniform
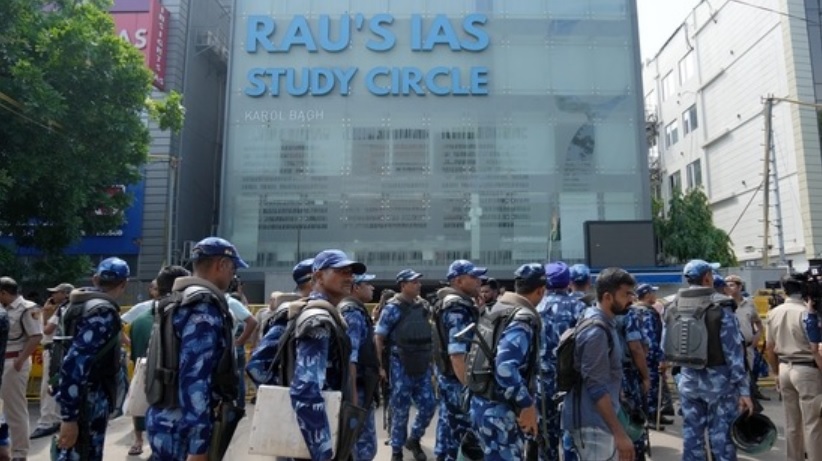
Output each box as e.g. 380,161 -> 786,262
672,294 -> 749,461
341,298 -> 378,461
616,306 -> 647,460
375,300 -> 436,455
636,303 -> 664,419
469,291 -> 540,461
55,293 -> 120,461
536,290 -> 583,461
245,304 -> 289,386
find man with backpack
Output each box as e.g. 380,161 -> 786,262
614,298 -> 650,460
535,261 -> 585,461
663,260 -> 753,461
432,260 -> 485,461
375,269 -> 436,461
145,237 -> 245,461
633,284 -> 673,428
54,257 -> 129,461
467,263 -> 543,461
339,272 -> 380,461
560,267 -> 636,461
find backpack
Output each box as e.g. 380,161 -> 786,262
555,316 -> 613,393
663,287 -> 727,370
144,277 -> 238,409
432,290 -> 478,378
50,290 -> 123,415
261,293 -> 301,338
614,310 -> 638,365
465,304 -> 540,402
388,296 -> 433,377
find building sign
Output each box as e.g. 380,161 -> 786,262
243,14 -> 490,97
111,0 -> 169,90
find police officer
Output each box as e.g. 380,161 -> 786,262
569,264 -> 594,306
535,261 -> 584,461
764,274 -> 822,461
433,260 -> 485,461
0,277 -> 43,460
665,260 -> 754,461
340,273 -> 379,461
615,296 -> 650,460
633,284 -> 673,428
146,237 -> 247,461
55,257 -> 129,461
288,249 -> 366,461
469,263 -> 543,461
725,274 -> 767,400
32,282 -> 74,440
375,269 -> 436,461
246,259 -> 313,386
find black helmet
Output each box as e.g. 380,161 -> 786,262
732,413 -> 777,454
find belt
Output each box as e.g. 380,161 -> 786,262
779,358 -> 817,368
5,351 -> 19,359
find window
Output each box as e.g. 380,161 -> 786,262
679,51 -> 695,83
662,71 -> 675,101
665,120 -> 679,148
683,105 -> 698,135
687,159 -> 702,189
669,170 -> 682,195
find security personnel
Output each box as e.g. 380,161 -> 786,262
479,278 -> 500,312
535,261 -> 584,461
289,249 -> 366,461
0,277 -> 43,460
339,273 -> 379,461
568,264 -> 594,306
433,260 -> 485,461
469,263 -> 543,461
615,298 -> 650,460
246,259 -> 313,386
666,260 -> 753,461
726,274 -> 767,400
634,284 -> 673,427
32,282 -> 74,440
764,275 -> 822,461
375,269 -> 436,461
55,257 -> 129,461
146,237 -> 247,460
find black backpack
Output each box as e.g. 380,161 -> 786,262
144,279 -> 237,409
389,296 -> 433,377
432,292 -> 478,378
555,317 -> 613,393
466,305 -> 539,401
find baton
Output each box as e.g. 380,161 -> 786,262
656,374 -> 664,431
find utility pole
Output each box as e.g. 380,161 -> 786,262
770,130 -> 787,266
762,96 -> 774,267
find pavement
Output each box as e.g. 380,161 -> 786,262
23,387 -> 787,460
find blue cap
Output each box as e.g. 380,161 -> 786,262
312,250 -> 366,274
354,274 -> 376,284
446,260 -> 487,280
292,259 -> 314,285
545,261 -> 570,289
713,274 -> 727,289
683,259 -> 720,280
396,269 -> 423,283
96,257 -> 130,281
191,237 -> 249,269
636,284 -> 658,298
569,264 -> 591,283
514,263 -> 547,284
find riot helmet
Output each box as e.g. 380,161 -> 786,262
732,413 -> 777,454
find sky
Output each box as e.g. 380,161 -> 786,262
636,0 -> 702,59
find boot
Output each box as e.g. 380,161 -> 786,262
392,452 -> 404,461
405,438 -> 427,461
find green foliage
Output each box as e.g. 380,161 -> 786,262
0,245 -> 90,288
147,90 -> 185,133
654,188 -> 738,267
0,0 -> 154,256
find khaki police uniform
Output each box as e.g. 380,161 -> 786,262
766,297 -> 822,461
34,303 -> 65,430
735,297 -> 758,368
1,296 -> 43,458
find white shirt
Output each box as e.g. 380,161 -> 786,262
122,299 -> 154,324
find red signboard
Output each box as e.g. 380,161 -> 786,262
111,0 -> 169,90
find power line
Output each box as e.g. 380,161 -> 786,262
0,101 -> 63,134
728,0 -> 818,25
728,179 -> 764,236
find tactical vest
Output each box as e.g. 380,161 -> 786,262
51,290 -> 122,409
466,301 -> 540,403
433,289 -> 479,378
663,287 -> 727,369
273,298 -> 353,400
388,296 -> 433,377
339,298 -> 380,376
145,277 -> 238,409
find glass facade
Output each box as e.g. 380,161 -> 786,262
222,0 -> 649,276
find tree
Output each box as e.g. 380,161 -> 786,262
654,188 -> 738,267
0,0 -> 182,284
